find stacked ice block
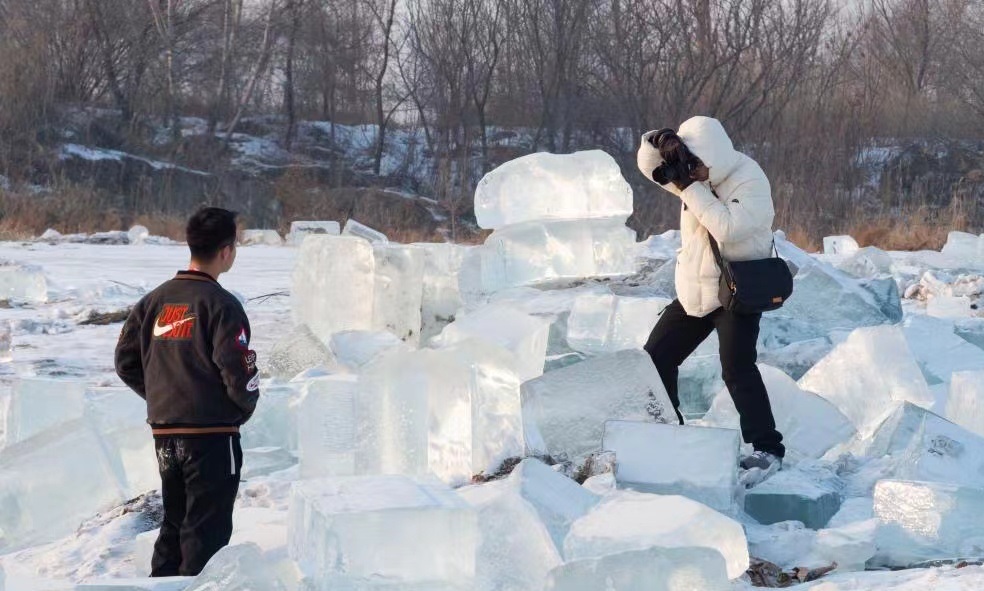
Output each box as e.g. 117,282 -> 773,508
462,150 -> 639,297
355,340 -> 523,485
292,236 -> 426,345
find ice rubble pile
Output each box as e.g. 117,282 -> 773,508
8,153 -> 984,590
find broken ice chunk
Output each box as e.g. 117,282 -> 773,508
798,325 -> 933,437
0,261 -> 47,304
823,235 -> 860,256
521,350 -> 675,460
474,150 -> 634,229
544,545 -> 729,591
744,467 -> 843,530
288,221 -> 340,245
505,458 -> 600,552
901,315 -> 984,388
343,219 -> 389,243
564,490 -> 749,579
703,364 -> 855,461
240,229 -> 284,246
863,402 -> 984,489
603,420 -> 740,514
458,477 -> 563,591
288,475 -> 476,588
873,479 -> 984,567
241,384 -> 300,451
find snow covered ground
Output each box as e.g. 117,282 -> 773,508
1,152 -> 983,590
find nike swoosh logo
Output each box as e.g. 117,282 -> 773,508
153,316 -> 196,337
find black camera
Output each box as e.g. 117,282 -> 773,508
649,130 -> 699,186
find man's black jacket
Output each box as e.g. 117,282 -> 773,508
115,270 -> 260,431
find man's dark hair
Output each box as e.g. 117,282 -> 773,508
186,207 -> 238,261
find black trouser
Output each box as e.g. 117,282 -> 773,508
644,299 -> 785,457
151,434 -> 243,577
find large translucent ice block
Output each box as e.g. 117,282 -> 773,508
458,478 -> 562,591
474,150 -> 634,229
83,387 -> 158,498
0,422 -> 124,551
521,350 -> 675,460
288,221 -> 341,245
544,546 -> 730,591
371,243 -> 425,346
355,342 -> 523,484
414,242 -> 468,343
297,375 -> 358,479
863,402 -> 984,489
564,490 -> 749,579
566,293 -> 670,354
945,371 -> 984,438
873,480 -> 984,567
603,421 -> 739,514
1,378 -> 86,449
288,475 -> 476,587
467,217 -> 638,295
434,303 -> 550,381
703,364 -> 855,461
798,325 -> 933,436
292,236 -> 375,341
0,262 -> 47,303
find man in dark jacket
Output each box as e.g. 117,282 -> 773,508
115,207 -> 260,577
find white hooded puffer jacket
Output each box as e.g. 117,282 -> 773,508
639,116 -> 775,318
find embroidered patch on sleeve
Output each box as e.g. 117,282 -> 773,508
246,373 -> 260,392
236,327 -> 249,349
153,304 -> 196,340
242,350 -> 257,373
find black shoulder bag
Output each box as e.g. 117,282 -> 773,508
707,232 -> 794,315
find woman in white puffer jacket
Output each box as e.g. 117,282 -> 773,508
637,116 -> 784,483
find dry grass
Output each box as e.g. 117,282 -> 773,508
0,188 -> 187,241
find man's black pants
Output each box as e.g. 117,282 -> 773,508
151,434 -> 243,577
644,299 -> 785,457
